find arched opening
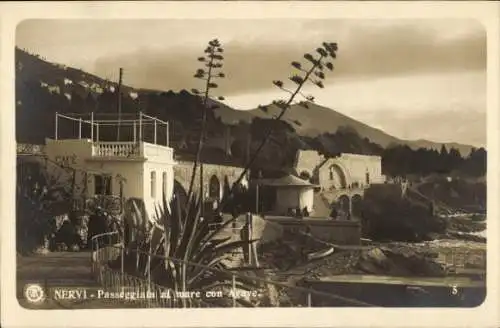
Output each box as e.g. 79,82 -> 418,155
329,164 -> 347,189
337,195 -> 351,220
351,194 -> 363,218
208,175 -> 221,201
173,180 -> 188,206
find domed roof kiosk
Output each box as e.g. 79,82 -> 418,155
255,174 -> 318,217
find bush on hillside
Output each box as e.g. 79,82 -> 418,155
361,197 -> 447,242
417,179 -> 486,213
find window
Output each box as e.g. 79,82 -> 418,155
95,175 -> 112,195
329,168 -> 334,180
162,172 -> 167,197
119,180 -> 124,198
151,171 -> 157,198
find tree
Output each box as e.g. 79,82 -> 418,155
437,145 -> 450,174
461,147 -> 487,177
299,171 -> 312,181
16,157 -> 75,253
447,147 -> 463,172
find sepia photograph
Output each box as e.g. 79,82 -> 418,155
1,2 -> 499,327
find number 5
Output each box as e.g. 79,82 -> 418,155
451,285 -> 458,295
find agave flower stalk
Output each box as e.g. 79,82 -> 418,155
218,42 -> 338,215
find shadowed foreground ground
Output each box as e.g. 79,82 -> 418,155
17,252 -> 141,309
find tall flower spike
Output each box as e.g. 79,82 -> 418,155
216,41 -> 339,220
186,39 -> 226,206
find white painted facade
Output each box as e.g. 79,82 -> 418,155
256,175 -> 316,216
44,138 -> 176,220
295,150 -> 385,191
275,188 -> 314,215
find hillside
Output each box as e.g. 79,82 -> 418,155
212,98 -> 475,156
15,47 -> 476,164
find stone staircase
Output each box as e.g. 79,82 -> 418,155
312,192 -> 331,217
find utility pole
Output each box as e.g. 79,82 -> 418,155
117,67 -> 123,141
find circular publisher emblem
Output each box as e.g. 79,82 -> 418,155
24,284 -> 45,303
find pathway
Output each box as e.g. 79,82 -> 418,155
17,251 -> 139,309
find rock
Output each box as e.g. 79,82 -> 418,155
364,248 -> 387,264
33,246 -> 50,255
447,231 -> 486,243
352,246 -> 447,277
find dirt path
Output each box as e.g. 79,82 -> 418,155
17,252 -> 94,281
16,252 -> 143,309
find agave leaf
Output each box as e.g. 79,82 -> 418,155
174,195 -> 201,261
176,192 -> 187,232
182,197 -> 204,265
165,221 -> 177,259
189,213 -> 226,253
183,191 -> 197,227
188,217 -> 211,253
168,195 -> 183,256
197,215 -> 239,252
187,254 -> 233,286
150,225 -> 164,254
166,259 -> 180,291
236,298 -> 256,308
197,280 -> 257,293
195,239 -> 260,265
208,236 -> 232,248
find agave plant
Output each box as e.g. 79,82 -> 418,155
114,191 -> 262,307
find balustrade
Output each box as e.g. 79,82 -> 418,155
93,142 -> 141,157
92,142 -> 174,161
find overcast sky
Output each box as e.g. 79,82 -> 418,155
16,19 -> 486,147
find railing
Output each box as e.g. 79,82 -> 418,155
436,248 -> 487,272
92,142 -> 141,157
89,231 -> 375,308
91,141 -> 174,161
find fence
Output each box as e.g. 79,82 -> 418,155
436,248 -> 486,272
89,231 -> 375,308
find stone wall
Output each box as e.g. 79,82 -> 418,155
293,150 -> 385,192
173,160 -> 245,199
318,153 -> 384,190
258,216 -> 361,246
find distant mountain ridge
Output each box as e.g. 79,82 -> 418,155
212,100 -> 476,156
15,47 -> 476,157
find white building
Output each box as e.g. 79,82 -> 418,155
294,150 -> 386,191
255,174 -> 317,216
44,112 -> 175,221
